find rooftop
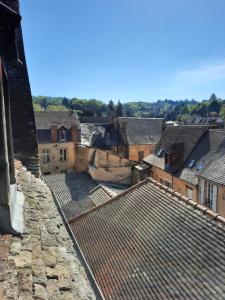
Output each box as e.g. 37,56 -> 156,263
34,111 -> 80,130
144,125 -> 207,173
43,172 -> 97,220
69,177 -> 225,299
118,117 -> 165,145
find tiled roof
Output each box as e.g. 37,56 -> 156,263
34,111 -> 80,129
118,117 -> 165,145
89,185 -> 117,207
81,123 -> 121,148
144,125 -> 207,173
177,129 -> 225,185
69,178 -> 225,300
184,115 -> 224,127
199,143 -> 225,185
0,1 -> 21,25
43,172 -> 97,219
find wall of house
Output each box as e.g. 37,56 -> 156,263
38,142 -> 76,174
75,146 -> 132,184
151,166 -> 198,202
88,165 -> 132,185
128,144 -> 155,161
217,186 -> 225,217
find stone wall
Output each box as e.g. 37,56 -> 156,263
0,162 -> 97,299
88,148 -> 132,184
151,166 -> 198,202
128,144 -> 155,161
38,142 -> 76,174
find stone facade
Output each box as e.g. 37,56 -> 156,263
39,142 -> 76,175
75,146 -> 133,184
128,144 -> 155,161
0,161 -> 96,299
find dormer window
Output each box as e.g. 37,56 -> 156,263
59,128 -> 67,142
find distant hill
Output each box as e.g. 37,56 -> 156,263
32,93 -> 225,121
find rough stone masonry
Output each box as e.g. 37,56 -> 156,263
0,161 -> 96,300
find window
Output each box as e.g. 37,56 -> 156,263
59,149 -> 67,161
186,186 -> 193,199
42,149 -> 50,163
203,181 -> 217,211
59,129 -> 67,142
138,151 -> 144,161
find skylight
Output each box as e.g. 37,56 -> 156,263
157,149 -> 164,157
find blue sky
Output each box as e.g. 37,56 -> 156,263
20,0 -> 225,102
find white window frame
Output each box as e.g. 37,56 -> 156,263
42,149 -> 50,164
186,186 -> 193,200
59,148 -> 67,161
59,128 -> 67,142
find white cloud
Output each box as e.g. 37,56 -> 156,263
174,58 -> 225,86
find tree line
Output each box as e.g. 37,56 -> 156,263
33,93 -> 225,120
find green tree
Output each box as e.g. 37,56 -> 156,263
116,100 -> 124,117
107,100 -> 115,116
46,105 -> 68,111
33,103 -> 42,111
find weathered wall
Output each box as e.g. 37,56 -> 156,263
128,144 -> 155,161
38,142 -> 76,174
151,166 -> 198,202
88,165 -> 132,185
93,149 -> 131,168
2,0 -> 38,166
74,145 -> 90,172
216,185 -> 225,217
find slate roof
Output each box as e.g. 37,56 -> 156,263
118,117 -> 165,145
198,140 -> 225,185
144,126 -> 207,173
70,177 -> 225,300
184,115 -> 224,127
34,111 -> 80,129
0,1 -> 21,25
177,129 -> 225,185
89,184 -> 117,207
43,172 -> 97,219
81,123 -> 121,148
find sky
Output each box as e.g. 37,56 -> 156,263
20,0 -> 225,102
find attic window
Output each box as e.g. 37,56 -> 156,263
59,128 -> 67,142
188,160 -> 196,168
157,149 -> 164,157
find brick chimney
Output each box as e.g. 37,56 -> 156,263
50,126 -> 58,143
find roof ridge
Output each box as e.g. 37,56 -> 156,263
69,178 -> 151,223
69,176 -> 225,226
149,178 -> 225,225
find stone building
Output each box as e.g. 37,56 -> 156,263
0,1 -> 101,298
35,111 -> 81,174
116,117 -> 165,161
141,126 -> 225,217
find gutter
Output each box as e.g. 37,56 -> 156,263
41,176 -> 105,300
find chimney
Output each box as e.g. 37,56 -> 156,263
50,126 -> 57,143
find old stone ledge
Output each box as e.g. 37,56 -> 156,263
0,161 -> 96,300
